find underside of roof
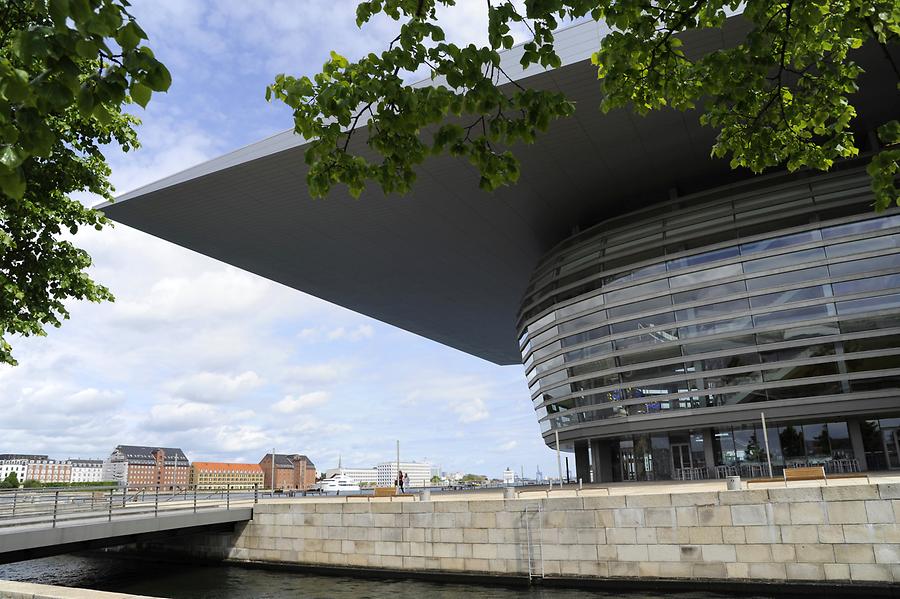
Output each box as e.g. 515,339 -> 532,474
100,17 -> 898,365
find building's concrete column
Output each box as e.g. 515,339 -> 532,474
847,419 -> 869,471
591,439 -> 614,483
574,440 -> 590,484
702,428 -> 716,472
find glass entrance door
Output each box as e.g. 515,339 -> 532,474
672,443 -> 693,479
620,448 -> 636,481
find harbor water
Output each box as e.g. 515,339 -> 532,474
0,553 -> 778,598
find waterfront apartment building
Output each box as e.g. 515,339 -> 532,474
0,455 -> 41,483
258,454 -> 316,491
322,467 -> 378,486
100,16 -> 898,484
68,459 -> 104,483
190,462 -> 264,490
376,462 -> 432,488
24,459 -> 71,484
106,446 -> 189,488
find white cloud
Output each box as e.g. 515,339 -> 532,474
498,440 -> 519,452
273,391 -> 331,414
167,371 -> 264,404
146,401 -> 222,432
450,397 -> 491,424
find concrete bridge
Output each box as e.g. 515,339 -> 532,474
0,486 -> 253,564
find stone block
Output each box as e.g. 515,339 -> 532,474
828,501 -> 868,525
678,545 -> 702,562
874,544 -> 900,564
374,541 -> 398,556
722,526 -> 746,544
789,502 -> 827,525
731,504 -> 768,526
438,557 -> 465,571
878,523 -> 900,542
781,525 -> 818,543
748,562 -> 787,579
462,529 -> 488,544
402,502 -> 434,513
638,562 -> 661,577
471,544 -> 498,560
726,562 -> 749,579
495,512 -> 521,529
675,506 -> 698,527
583,496 -> 626,509
822,485 -> 879,501
768,487 -> 822,503
786,563 -> 824,580
865,500 -> 895,523
314,502 -> 344,514
645,507 -> 676,527
608,561 -> 639,577
771,503 -> 792,525
606,527 -> 636,544
432,543 -> 456,558
594,509 -> 615,528
698,505 -> 732,526
689,527 -> 723,544
692,563 -> 728,578
656,527 -> 692,544
626,493 -> 671,508
770,544 -> 796,562
403,528 -> 425,543
635,528 -> 657,544
794,543 -> 834,563
577,528 -> 605,545
736,544 -> 772,563
834,543 -> 875,563
817,525 -> 844,543
568,544 -> 599,561
470,512 -> 496,529
647,544 -> 681,562
437,528 -> 463,543
580,560 -> 609,578
380,528 -> 403,542
381,555 -> 404,569
701,544 -> 737,563
597,544 -> 618,561
434,501 -> 468,513
564,510 -> 595,529
877,483 -> 900,500
719,490 -> 769,505
613,508 -> 644,527
463,558 -> 491,573
850,563 -> 893,582
546,497 -> 583,510
454,543 -> 473,558
616,544 -> 649,561
671,492 -> 719,507
658,562 -> 694,578
469,500 -> 504,512
842,524 -> 881,543
824,563 -> 851,581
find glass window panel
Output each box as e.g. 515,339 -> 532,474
622,380 -> 695,397
673,280 -> 747,305
836,294 -> 900,316
762,361 -> 839,382
802,423 -> 830,461
704,370 -> 762,389
845,355 -> 900,373
826,234 -> 900,258
829,253 -> 900,277
610,311 -> 675,335
743,248 -> 826,273
740,230 -> 822,256
746,266 -> 829,291
827,423 -> 852,460
527,312 -> 555,336
537,369 -> 567,389
608,296 -> 671,319
675,298 -> 749,322
605,278 -> 669,304
842,334 -> 900,353
686,352 -> 760,373
617,345 -> 683,366
558,310 -> 608,334
561,326 -> 609,348
669,264 -> 743,288
620,362 -> 690,383
833,274 -> 900,296
531,340 -> 562,362
534,354 -> 565,376
631,262 -> 668,280
530,326 -> 559,350
850,375 -> 900,392
568,357 -> 615,378
840,312 -> 900,333
767,381 -> 842,401
666,246 -> 740,272
604,247 -> 666,272
682,334 -> 757,355
753,304 -> 835,328
614,328 -> 680,350
756,322 -> 840,344
556,294 -> 604,319
570,374 -> 621,392
539,383 -> 573,402
751,285 -> 830,308
563,342 -> 612,363
822,214 -> 900,239
759,343 -> 835,363
678,316 -> 752,339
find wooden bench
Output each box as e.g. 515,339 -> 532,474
746,477 -> 781,486
373,487 -> 397,497
784,466 -> 827,485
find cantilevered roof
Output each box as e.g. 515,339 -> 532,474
101,17 -> 897,365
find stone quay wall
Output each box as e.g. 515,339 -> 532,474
0,580 -> 160,599
139,483 -> 900,586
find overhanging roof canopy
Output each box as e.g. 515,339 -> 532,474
101,17 -> 896,365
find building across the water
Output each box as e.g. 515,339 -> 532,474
68,459 -> 104,483
322,467 -> 378,486
105,445 -> 190,488
24,459 -> 71,484
376,462 -> 432,488
190,462 -> 264,490
100,16 -> 899,484
258,454 -> 316,490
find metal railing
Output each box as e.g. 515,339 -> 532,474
0,484 -> 259,531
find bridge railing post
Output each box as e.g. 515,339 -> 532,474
154,485 -> 159,518
193,485 -> 197,513
52,491 -> 59,528
11,490 -> 16,517
254,483 -> 258,505
108,488 -> 113,522
226,485 -> 230,510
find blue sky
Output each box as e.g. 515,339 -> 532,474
0,1 -> 564,479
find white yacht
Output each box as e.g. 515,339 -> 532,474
318,473 -> 360,495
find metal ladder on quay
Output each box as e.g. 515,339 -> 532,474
523,503 -> 544,582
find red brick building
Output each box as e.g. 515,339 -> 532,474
107,445 -> 189,489
258,453 -> 316,490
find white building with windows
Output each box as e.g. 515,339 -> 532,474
25,459 -> 71,484
0,460 -> 30,484
69,459 -> 104,483
322,467 -> 378,486
375,461 -> 432,488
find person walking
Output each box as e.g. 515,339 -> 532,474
403,472 -> 410,490
397,469 -> 404,492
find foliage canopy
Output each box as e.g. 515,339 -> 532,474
268,0 -> 899,206
0,0 -> 169,365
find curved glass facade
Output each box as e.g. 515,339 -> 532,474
517,170 -> 900,479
